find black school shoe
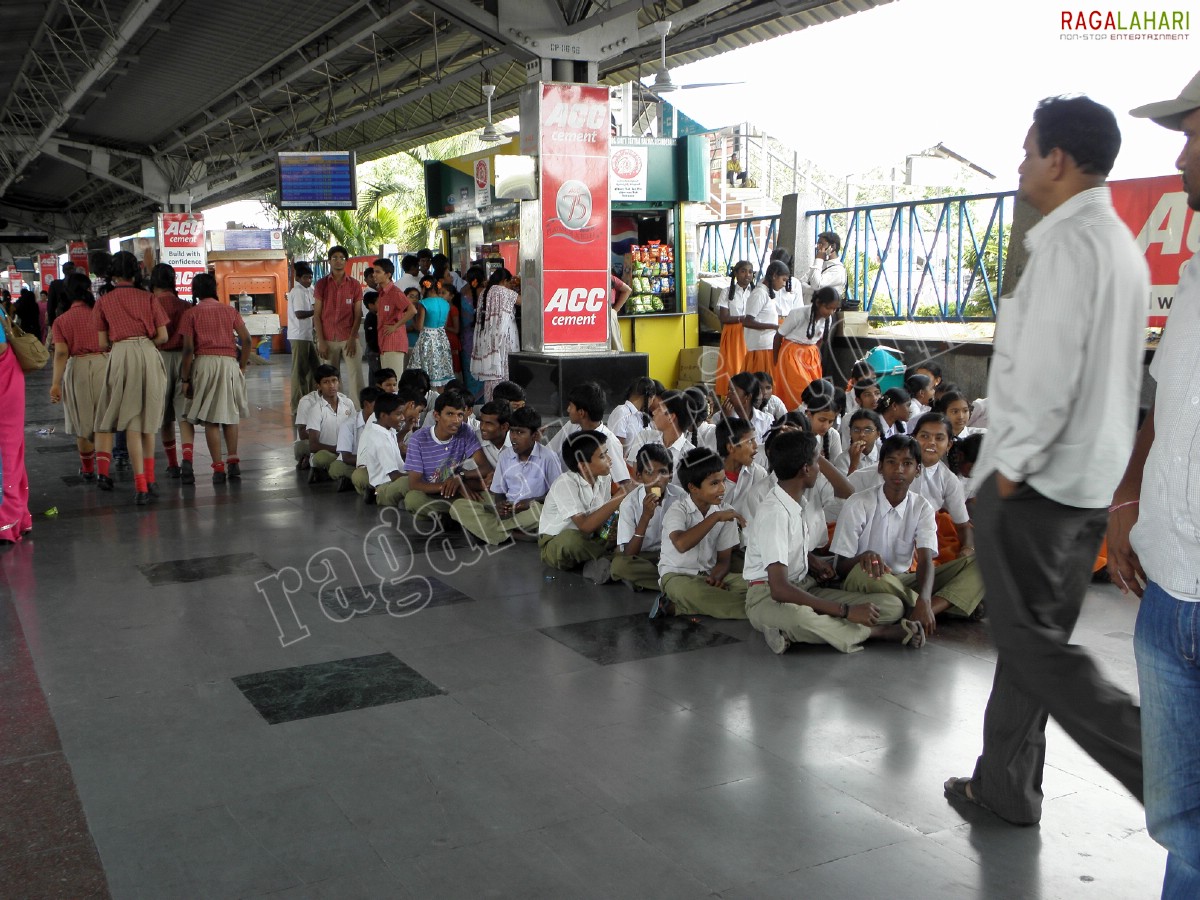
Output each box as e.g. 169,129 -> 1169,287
79,469 -> 96,482
134,491 -> 152,506
308,467 -> 332,484
180,460 -> 195,485
226,461 -> 241,480
212,471 -> 227,485
336,476 -> 354,493
166,465 -> 182,479
96,475 -> 114,491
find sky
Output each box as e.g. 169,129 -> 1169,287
662,0 -> 1198,187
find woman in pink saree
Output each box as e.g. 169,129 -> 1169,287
0,304 -> 32,543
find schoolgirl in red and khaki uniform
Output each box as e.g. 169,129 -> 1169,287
93,250 -> 169,505
150,263 -> 195,480
49,272 -> 106,482
179,273 -> 251,484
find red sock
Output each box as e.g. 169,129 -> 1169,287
164,441 -> 178,467
226,455 -> 239,465
96,451 -> 112,477
182,443 -> 194,462
134,473 -> 148,493
80,452 -> 95,474
145,456 -> 156,485
212,461 -> 226,473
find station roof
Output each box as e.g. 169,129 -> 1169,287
0,0 -> 891,250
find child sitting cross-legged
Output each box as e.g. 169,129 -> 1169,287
450,405 -> 562,545
403,388 -> 493,522
743,430 -> 924,654
294,364 -> 356,483
329,386 -> 381,494
652,448 -> 749,620
538,430 -> 627,583
830,434 -> 984,638
356,392 -> 410,507
548,380 -> 632,489
611,443 -> 686,591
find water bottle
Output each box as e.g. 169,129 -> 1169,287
238,292 -> 253,315
598,511 -> 618,541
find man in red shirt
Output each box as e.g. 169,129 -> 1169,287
374,257 -> 417,373
313,245 -> 364,402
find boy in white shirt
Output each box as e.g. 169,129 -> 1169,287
612,444 -> 686,591
329,386 -> 380,494
831,435 -> 984,636
539,430 -> 626,583
451,406 -> 562,545
653,448 -> 749,620
744,431 -> 922,654
294,364 -> 357,483
473,399 -> 513,469
356,393 -> 410,507
548,381 -> 632,488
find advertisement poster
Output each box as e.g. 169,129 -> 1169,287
609,146 -> 648,201
38,253 -> 57,294
68,241 -> 90,275
1109,174 -> 1197,327
539,82 -> 610,347
158,213 -> 206,301
474,158 -> 490,210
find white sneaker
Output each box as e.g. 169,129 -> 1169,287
763,627 -> 791,655
582,558 -> 612,585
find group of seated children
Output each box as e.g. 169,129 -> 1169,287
534,364 -> 987,656
292,360 -> 988,657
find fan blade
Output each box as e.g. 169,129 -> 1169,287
678,81 -> 744,90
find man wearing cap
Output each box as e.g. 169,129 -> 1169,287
1109,70 -> 1200,899
944,95 -> 1146,828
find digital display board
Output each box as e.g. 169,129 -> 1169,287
276,151 -> 357,209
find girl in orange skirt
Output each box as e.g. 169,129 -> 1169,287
773,286 -> 841,411
742,261 -> 789,375
715,261 -> 753,396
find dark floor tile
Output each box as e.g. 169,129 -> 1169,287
60,475 -> 85,486
138,552 -> 275,586
539,613 -> 741,666
0,841 -> 110,899
318,576 -> 474,620
233,652 -> 445,724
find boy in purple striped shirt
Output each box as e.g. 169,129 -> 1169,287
403,389 -> 492,522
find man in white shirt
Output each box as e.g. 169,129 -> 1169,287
286,262 -> 317,419
945,96 -> 1146,828
1109,72 -> 1200,898
801,232 -> 847,303
395,255 -> 421,293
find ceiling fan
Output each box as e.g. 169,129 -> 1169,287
646,19 -> 741,95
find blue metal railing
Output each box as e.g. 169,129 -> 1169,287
697,215 -> 778,278
697,190 -> 1014,322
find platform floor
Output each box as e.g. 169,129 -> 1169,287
1,359 -> 1163,899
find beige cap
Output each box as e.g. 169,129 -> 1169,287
1130,69 -> 1200,131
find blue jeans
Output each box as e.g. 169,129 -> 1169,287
1136,581 -> 1200,899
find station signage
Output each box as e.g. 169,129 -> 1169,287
38,253 -> 57,294
158,212 -> 206,301
538,82 -> 610,347
68,241 -> 89,275
1109,174 -> 1197,327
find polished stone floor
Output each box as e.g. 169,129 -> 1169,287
0,359 -> 1164,899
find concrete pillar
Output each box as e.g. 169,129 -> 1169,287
998,198 -> 1041,306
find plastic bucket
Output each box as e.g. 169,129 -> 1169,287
256,341 -> 271,360
863,346 -> 904,391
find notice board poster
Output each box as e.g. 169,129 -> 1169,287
68,241 -> 90,275
158,213 -> 206,301
1109,174 -> 1197,327
539,83 -> 610,347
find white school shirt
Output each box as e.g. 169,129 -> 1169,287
820,466 -> 880,525
718,282 -> 753,317
657,496 -> 740,578
357,420 -> 406,487
724,462 -> 773,525
831,485 -> 938,574
914,460 -> 969,524
463,432 -> 511,473
971,187 -> 1147,508
832,442 -> 879,475
1131,258 -> 1200,599
907,399 -> 930,421
296,391 -> 357,446
607,400 -> 643,443
616,482 -> 686,553
624,427 -> 696,480
538,471 -> 612,537
802,259 -> 848,302
743,484 -> 818,583
955,425 -> 986,439
742,284 -> 779,352
549,421 -> 631,483
335,411 -> 373,458
490,442 -> 562,503
778,307 -> 829,345
773,283 -> 803,318
764,394 -> 788,419
286,283 -> 315,341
